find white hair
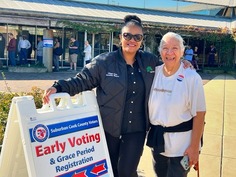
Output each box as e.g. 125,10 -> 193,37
158,32 -> 185,53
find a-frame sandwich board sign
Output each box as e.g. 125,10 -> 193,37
0,91 -> 114,177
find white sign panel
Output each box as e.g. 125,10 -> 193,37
29,116 -> 109,176
0,92 -> 113,177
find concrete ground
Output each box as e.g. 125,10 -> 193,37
0,69 -> 216,93
0,69 -> 236,177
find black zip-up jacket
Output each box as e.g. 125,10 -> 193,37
53,48 -> 160,137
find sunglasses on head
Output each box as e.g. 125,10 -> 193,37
122,33 -> 143,42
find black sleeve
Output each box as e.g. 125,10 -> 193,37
52,81 -> 62,92
53,59 -> 101,96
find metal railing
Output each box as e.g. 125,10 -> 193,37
0,57 -> 38,67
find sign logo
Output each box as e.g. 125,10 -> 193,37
32,124 -> 49,142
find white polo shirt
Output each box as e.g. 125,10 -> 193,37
148,63 -> 206,157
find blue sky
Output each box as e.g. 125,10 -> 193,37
75,0 -> 189,9
73,0 -> 217,16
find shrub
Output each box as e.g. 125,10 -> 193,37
0,87 -> 44,147
0,92 -> 19,146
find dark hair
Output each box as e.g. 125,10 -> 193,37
55,37 -> 60,42
121,15 -> 143,33
70,36 -> 76,40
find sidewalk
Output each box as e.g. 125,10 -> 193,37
0,70 -> 216,93
0,71 -> 236,177
0,70 -> 81,93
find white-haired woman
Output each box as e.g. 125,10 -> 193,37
147,32 -> 206,177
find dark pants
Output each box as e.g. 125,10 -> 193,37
105,132 -> 146,177
8,51 -> 16,66
208,54 -> 215,67
37,55 -> 43,65
20,48 -> 28,65
151,152 -> 190,177
53,54 -> 59,71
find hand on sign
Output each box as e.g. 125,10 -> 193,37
42,87 -> 57,104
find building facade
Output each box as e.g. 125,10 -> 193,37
0,0 -> 235,68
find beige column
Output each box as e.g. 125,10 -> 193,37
43,29 -> 53,72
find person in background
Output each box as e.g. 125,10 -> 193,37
147,32 -> 206,177
7,33 -> 17,66
83,40 -> 92,66
18,35 -> 31,66
208,45 -> 216,67
68,36 -> 79,72
83,41 -> 92,66
42,15 -> 191,177
0,33 -> 5,68
53,37 -> 61,72
193,46 -> 200,70
184,45 -> 194,63
0,33 -> 6,59
17,36 -> 23,54
36,36 -> 43,65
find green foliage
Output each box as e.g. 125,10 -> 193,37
218,36 -> 235,67
203,67 -> 236,74
0,87 -> 44,147
26,86 -> 45,109
204,34 -> 235,67
0,92 -> 19,145
57,20 -> 121,33
57,20 -> 236,68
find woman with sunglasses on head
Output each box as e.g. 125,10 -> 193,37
43,15 -> 190,177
